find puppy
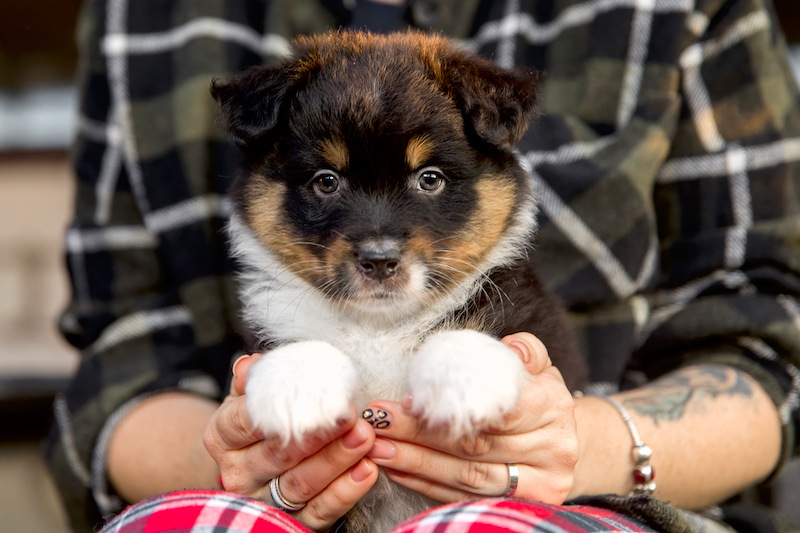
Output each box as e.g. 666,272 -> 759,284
212,31 -> 586,533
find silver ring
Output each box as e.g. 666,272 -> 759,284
505,463 -> 519,498
269,475 -> 306,512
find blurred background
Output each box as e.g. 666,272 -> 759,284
2,1 -> 800,532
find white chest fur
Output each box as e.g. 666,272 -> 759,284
229,215 -> 529,533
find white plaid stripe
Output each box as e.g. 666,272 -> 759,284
192,495 -> 262,532
94,143 -> 124,225
635,270 -> 750,346
106,0 -> 150,216
773,296 -> 800,424
415,502 -> 535,533
102,17 -> 290,58
496,0 -> 521,68
77,116 -> 125,225
54,393 -> 93,488
532,170 -> 641,298
723,145 -> 752,269
530,169 -> 658,299
467,0 -> 691,50
617,0 -> 656,129
738,336 -> 800,426
65,226 -> 157,254
680,43 -> 726,152
88,306 -> 193,354
145,193 -> 233,234
522,138 -> 615,167
658,137 -> 800,182
678,9 -> 771,154
79,116 -> 120,144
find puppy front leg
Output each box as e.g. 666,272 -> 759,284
407,330 -> 525,437
246,341 -> 361,444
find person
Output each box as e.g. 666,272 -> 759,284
48,0 -> 800,532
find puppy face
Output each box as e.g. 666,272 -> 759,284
213,32 -> 539,317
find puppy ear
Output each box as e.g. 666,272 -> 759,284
211,65 -> 293,151
441,54 -> 539,151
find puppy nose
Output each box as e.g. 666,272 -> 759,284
357,245 -> 400,281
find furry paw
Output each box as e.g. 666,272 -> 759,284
407,330 -> 525,437
245,341 -> 361,444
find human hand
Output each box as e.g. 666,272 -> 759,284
363,333 -> 579,504
203,354 -> 379,531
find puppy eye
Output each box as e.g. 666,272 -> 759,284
416,168 -> 445,193
313,170 -> 341,195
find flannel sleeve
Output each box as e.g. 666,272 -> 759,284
467,0 -> 800,469
43,0 -> 286,530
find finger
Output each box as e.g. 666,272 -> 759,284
273,419 -> 376,506
384,469 -> 476,504
367,437 -> 510,497
501,333 -> 552,375
366,372 -> 573,461
385,462 -> 572,506
297,458 -> 379,531
230,353 -> 263,397
212,406 -> 360,496
205,394 -> 263,452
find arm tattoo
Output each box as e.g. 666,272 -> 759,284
620,365 -> 753,424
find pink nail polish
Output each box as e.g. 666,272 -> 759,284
342,423 -> 369,449
231,354 -> 250,378
351,459 -> 373,482
510,341 -> 532,364
367,438 -> 397,460
401,393 -> 413,411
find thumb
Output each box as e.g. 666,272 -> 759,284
501,332 -> 552,376
229,353 -> 263,397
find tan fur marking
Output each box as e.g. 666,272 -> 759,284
405,136 -> 434,170
244,178 -> 322,286
443,175 -> 517,273
320,138 -> 349,170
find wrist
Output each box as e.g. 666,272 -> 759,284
568,395 -> 636,499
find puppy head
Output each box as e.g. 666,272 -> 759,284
213,31 -> 539,318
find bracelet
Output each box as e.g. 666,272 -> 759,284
596,395 -> 656,497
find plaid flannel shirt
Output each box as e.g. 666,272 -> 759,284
48,0 -> 800,531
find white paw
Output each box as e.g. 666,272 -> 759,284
245,341 -> 361,444
407,330 -> 525,437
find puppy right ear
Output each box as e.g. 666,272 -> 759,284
211,65 -> 293,151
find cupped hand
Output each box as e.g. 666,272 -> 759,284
203,354 -> 379,531
364,333 -> 579,504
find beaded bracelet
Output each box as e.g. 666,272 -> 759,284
596,395 -> 656,497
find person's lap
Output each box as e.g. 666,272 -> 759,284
100,490 -> 661,533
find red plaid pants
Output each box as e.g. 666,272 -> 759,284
99,490 -> 660,533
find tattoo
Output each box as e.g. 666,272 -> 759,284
621,365 -> 753,425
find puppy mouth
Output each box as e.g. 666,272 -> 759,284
326,241 -> 429,310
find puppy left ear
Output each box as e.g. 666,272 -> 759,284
211,64 -> 294,151
440,54 -> 539,151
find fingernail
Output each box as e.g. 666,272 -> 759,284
351,459 -> 373,482
231,354 -> 250,378
401,393 -> 413,411
509,341 -> 532,364
367,438 -> 397,460
361,408 -> 391,429
342,422 -> 369,449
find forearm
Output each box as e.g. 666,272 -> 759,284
107,392 -> 221,503
569,364 -> 782,509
